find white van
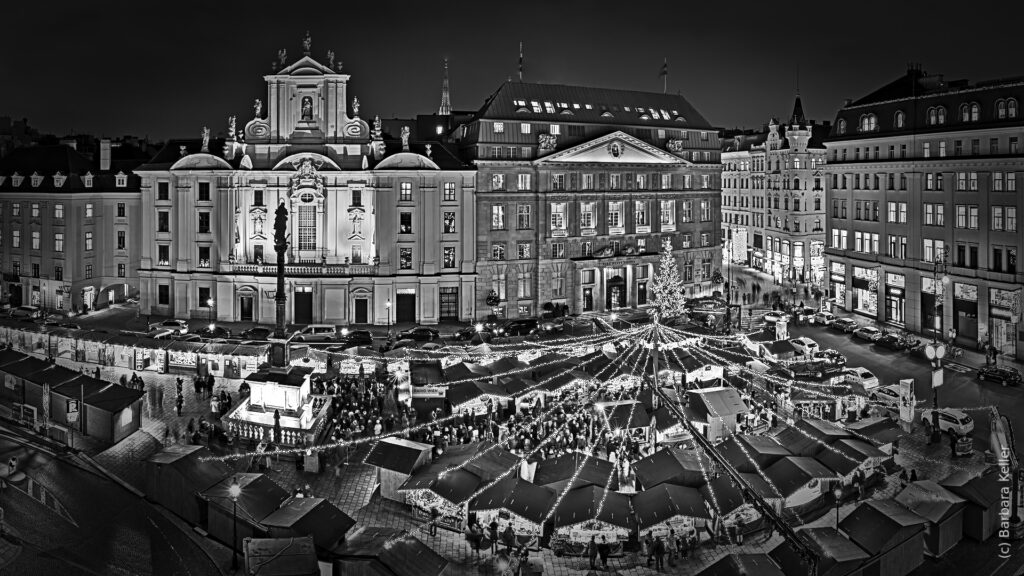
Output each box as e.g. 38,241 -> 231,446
293,324 -> 340,342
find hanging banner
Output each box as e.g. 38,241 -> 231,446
899,378 -> 915,423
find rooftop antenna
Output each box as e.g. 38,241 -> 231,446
660,58 -> 668,94
518,41 -> 524,82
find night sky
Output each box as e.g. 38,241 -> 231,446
4,0 -> 1024,140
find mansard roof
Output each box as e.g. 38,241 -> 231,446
0,145 -> 142,192
473,81 -> 713,130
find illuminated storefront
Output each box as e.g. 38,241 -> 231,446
884,272 -> 905,325
851,266 -> 878,317
829,262 -> 846,311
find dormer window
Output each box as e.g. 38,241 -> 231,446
53,172 -> 66,188
11,173 -> 23,187
493,122 -> 505,134
530,101 -> 542,113
650,109 -> 661,120
894,110 -> 905,128
543,101 -> 555,114
30,172 -> 43,188
837,119 -> 847,134
115,171 -> 127,188
83,172 -> 94,188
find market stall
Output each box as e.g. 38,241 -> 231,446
145,444 -> 234,526
104,334 -> 141,369
468,476 -> 555,548
166,340 -> 204,375
632,483 -> 711,541
133,337 -> 171,373
200,342 -> 241,378
551,485 -> 634,557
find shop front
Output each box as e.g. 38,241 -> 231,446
989,288 -> 1022,357
829,262 -> 847,311
953,283 -> 979,346
884,273 -> 906,326
920,276 -> 947,338
850,267 -> 878,318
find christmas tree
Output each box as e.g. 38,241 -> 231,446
649,237 -> 687,320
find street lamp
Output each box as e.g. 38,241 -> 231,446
475,323 -> 484,333
385,299 -> 392,337
925,342 -> 947,443
228,476 -> 242,570
833,485 -> 843,528
207,298 -> 215,333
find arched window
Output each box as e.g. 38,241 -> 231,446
928,108 -> 938,125
937,107 -> 946,124
838,119 -> 846,134
960,103 -> 970,122
784,197 -> 789,210
814,217 -> 821,230
793,177 -> 801,190
1010,99 -> 1018,118
870,114 -> 877,130
997,100 -> 1007,119
971,102 -> 980,121
794,157 -> 801,169
774,196 -> 780,209
895,110 -> 905,128
814,198 -> 821,210
776,216 -> 781,228
794,198 -> 801,211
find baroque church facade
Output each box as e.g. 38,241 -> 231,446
135,42 -> 477,326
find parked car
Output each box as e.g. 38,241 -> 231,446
387,338 -> 418,351
813,349 -> 847,366
149,329 -> 178,340
874,333 -> 907,350
496,318 -> 539,337
10,305 -> 42,319
793,307 -> 817,323
830,318 -> 859,333
852,326 -> 884,342
762,311 -> 791,324
419,342 -> 444,351
239,326 -> 273,341
149,319 -> 189,334
812,311 -> 836,326
844,367 -> 880,390
194,326 -> 232,339
173,334 -> 204,343
398,327 -> 440,342
538,317 -> 566,334
789,337 -> 820,356
870,384 -> 902,407
338,329 -> 374,347
978,366 -> 1022,387
293,324 -> 340,342
921,408 -> 974,436
454,324 -> 492,341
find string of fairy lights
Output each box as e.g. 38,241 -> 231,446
202,327 -> 639,463
386,338 -> 654,549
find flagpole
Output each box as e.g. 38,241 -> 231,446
518,41 -> 524,82
663,58 -> 667,93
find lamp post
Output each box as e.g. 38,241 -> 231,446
207,298 -> 215,333
924,342 -> 947,443
385,298 -> 392,338
929,248 -> 950,344
228,476 -> 242,570
834,486 -> 843,528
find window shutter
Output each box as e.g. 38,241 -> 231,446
598,173 -> 607,190
626,173 -> 634,190
569,173 -> 578,191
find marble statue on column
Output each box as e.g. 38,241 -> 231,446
352,96 -> 360,117
301,96 -> 313,121
253,98 -> 262,119
277,49 -> 287,66
302,31 -> 311,55
227,116 -> 236,139
201,127 -> 210,153
327,50 -> 335,69
401,126 -> 410,151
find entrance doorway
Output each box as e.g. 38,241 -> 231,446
396,294 -> 416,323
606,275 -> 626,309
354,299 -> 368,324
294,288 -> 313,324
439,287 -> 458,321
240,296 -> 254,322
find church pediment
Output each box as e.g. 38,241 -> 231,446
535,131 -> 688,165
271,55 -> 344,78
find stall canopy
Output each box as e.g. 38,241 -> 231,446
816,439 -> 887,478
364,438 -> 434,474
686,386 -> 748,421
552,485 -> 635,533
409,360 -> 444,386
443,362 -> 487,384
894,481 -> 967,525
332,526 -> 448,576
699,475 -> 747,518
202,473 -> 290,526
260,497 -> 355,552
602,401 -> 651,430
243,537 -> 319,576
763,457 -> 837,500
0,348 -> 27,367
697,553 -> 786,576
632,483 -> 711,531
3,356 -> 58,381
468,476 -> 555,526
533,452 -> 619,491
146,444 -> 233,494
29,364 -> 81,388
773,426 -> 825,457
769,527 -> 870,576
795,418 -> 854,445
461,442 -> 520,483
633,448 -> 712,490
718,435 -> 792,474
839,499 -> 927,555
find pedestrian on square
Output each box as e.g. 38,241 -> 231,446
597,536 -> 610,568
588,535 -> 598,569
175,393 -> 183,416
502,524 -> 516,553
489,519 -> 499,554
654,536 -> 666,571
429,507 -> 439,536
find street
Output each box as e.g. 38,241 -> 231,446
0,433 -> 220,576
787,321 -> 1018,455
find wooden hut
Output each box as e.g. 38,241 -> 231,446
844,417 -> 902,458
698,553 -> 786,576
145,445 -> 234,525
700,475 -> 764,534
468,476 -> 555,546
941,469 -> 1002,542
260,497 -> 355,555
0,348 -> 28,410
894,480 -> 967,557
684,386 -> 749,443
770,527 -> 870,576
363,437 -> 433,503
243,536 -> 319,576
52,376 -> 144,444
632,447 -> 711,490
552,485 -> 635,553
796,418 -> 854,445
532,452 -> 618,492
132,337 -> 172,372
199,342 -> 239,377
165,340 -> 203,374
103,334 -> 140,369
2,357 -> 65,415
764,457 -> 837,514
718,434 -> 792,473
816,439 -> 887,486
200,473 -> 289,551
396,444 -> 483,532
632,483 -> 712,540
332,526 -> 449,576
839,499 -> 927,576
601,401 -> 652,444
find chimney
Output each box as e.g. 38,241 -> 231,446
100,138 -> 111,171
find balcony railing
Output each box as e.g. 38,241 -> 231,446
231,262 -> 379,276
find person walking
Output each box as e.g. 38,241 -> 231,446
502,524 -> 516,553
488,519 -> 499,554
429,506 -> 439,537
654,536 -> 666,571
175,393 -> 184,416
597,536 -> 610,569
588,535 -> 599,570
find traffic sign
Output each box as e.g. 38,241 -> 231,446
931,368 -> 944,389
